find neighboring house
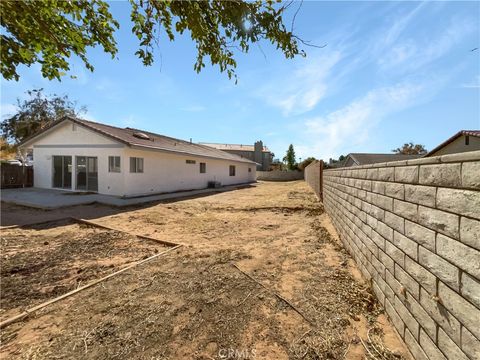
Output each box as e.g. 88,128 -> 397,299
425,130 -> 480,157
199,141 -> 274,171
340,153 -> 422,167
18,117 -> 257,197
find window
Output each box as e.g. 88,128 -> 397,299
200,162 -> 206,173
229,165 -> 236,176
108,156 -> 121,172
186,159 -> 196,164
130,157 -> 144,173
248,167 -> 252,173
466,135 -> 470,145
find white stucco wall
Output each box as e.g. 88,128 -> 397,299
28,121 -> 126,195
429,135 -> 480,156
24,120 -> 256,197
32,147 -> 126,195
122,147 -> 256,197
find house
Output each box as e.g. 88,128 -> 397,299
18,117 -> 257,197
199,141 -> 274,171
339,153 -> 422,167
425,130 -> 480,157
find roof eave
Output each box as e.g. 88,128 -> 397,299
425,131 -> 463,157
130,144 -> 257,165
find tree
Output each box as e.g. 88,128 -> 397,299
283,144 -> 296,170
1,89 -> 86,144
393,142 -> 427,155
1,1 -> 307,82
297,156 -> 316,170
328,154 -> 346,165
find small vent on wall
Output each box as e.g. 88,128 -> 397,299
133,132 -> 150,140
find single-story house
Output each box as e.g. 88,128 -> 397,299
18,116 -> 257,197
425,130 -> 480,157
339,153 -> 422,167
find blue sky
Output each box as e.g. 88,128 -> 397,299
1,1 -> 479,161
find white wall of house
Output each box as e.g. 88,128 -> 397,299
429,134 -> 480,156
32,146 -> 126,195
25,120 -> 256,197
122,147 -> 256,197
28,120 -> 126,195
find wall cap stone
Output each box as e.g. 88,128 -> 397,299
324,151 -> 480,173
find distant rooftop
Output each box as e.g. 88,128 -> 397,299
425,130 -> 480,156
347,153 -> 422,166
199,142 -> 271,153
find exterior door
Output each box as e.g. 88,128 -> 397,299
87,157 -> 98,192
76,156 -> 98,192
52,156 -> 72,189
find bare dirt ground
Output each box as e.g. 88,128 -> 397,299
0,181 -> 410,359
1,220 -> 165,321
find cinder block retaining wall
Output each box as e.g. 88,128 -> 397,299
308,151 -> 480,360
256,170 -> 304,181
304,161 -> 322,199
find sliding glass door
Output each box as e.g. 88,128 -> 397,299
52,156 -> 72,189
76,156 -> 98,192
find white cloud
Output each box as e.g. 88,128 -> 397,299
378,16 -> 476,72
1,104 -> 18,119
461,76 -> 480,89
255,51 -> 342,116
296,81 -> 427,160
82,111 -> 98,122
379,2 -> 427,49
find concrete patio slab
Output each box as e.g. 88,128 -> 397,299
1,184 -> 254,209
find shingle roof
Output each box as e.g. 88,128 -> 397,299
199,142 -> 271,153
348,153 -> 422,165
425,130 -> 480,156
20,116 -> 257,165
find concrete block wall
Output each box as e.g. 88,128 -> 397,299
256,170 -> 304,181
318,151 -> 480,360
304,161 -> 322,199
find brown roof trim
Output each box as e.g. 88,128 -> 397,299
18,116 -> 68,147
19,116 -> 257,165
68,117 -> 133,146
18,115 -> 132,148
425,130 -> 480,156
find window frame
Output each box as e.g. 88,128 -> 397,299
200,162 -> 206,173
229,165 -> 236,176
108,156 -> 121,173
130,157 -> 144,173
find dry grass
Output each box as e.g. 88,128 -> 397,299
0,181 -> 410,359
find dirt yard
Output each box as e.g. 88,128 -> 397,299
1,219 -> 165,321
0,181 -> 410,359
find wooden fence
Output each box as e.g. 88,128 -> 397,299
1,164 -> 33,189
304,160 -> 323,201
